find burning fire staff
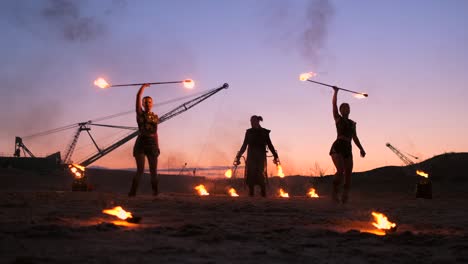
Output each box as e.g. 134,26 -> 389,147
330,87 -> 366,203
128,84 -> 160,197
234,115 -> 279,197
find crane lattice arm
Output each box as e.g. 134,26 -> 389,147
386,143 -> 415,166
78,83 -> 229,167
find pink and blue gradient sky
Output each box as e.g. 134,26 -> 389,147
1,0 -> 467,175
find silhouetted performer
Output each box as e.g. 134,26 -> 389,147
330,87 -> 366,203
129,84 -> 160,197
234,115 -> 279,197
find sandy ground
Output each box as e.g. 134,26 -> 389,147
1,187 -> 467,263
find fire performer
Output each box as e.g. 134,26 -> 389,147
128,84 -> 160,197
234,115 -> 279,197
330,87 -> 366,203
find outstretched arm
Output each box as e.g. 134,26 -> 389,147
136,84 -> 150,115
332,86 -> 340,121
234,131 -> 248,165
267,134 -> 279,164
352,126 -> 366,157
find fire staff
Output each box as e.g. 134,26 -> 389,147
234,115 -> 279,197
128,84 -> 160,197
329,86 -> 366,204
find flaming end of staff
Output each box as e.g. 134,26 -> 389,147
183,79 -> 195,89
353,93 -> 368,99
299,72 -> 317,81
277,164 -> 285,178
94,78 -> 110,89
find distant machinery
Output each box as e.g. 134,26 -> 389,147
386,143 -> 431,199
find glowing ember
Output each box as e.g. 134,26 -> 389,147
225,169 -> 232,178
353,93 -> 368,99
102,206 -> 133,220
299,72 -> 317,81
94,78 -> 110,89
372,212 -> 397,231
228,188 -> 239,197
416,170 -> 429,178
183,79 -> 195,89
277,164 -> 285,178
195,184 -> 210,196
279,188 -> 289,198
307,188 -> 319,198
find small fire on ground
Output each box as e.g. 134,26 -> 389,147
195,184 -> 210,196
228,188 -> 239,197
307,188 -> 319,198
416,170 -> 429,178
102,206 -> 133,220
367,211 -> 397,236
279,188 -> 289,198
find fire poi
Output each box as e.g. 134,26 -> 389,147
299,72 -> 368,98
102,206 -> 141,223
94,77 -> 195,89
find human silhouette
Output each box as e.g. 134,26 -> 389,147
234,115 -> 279,197
330,87 -> 366,203
128,84 -> 160,197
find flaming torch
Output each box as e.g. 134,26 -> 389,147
307,188 -> 319,198
228,188 -> 239,197
370,211 -> 397,236
224,169 -> 233,179
102,206 -> 141,223
415,169 -> 432,199
94,77 -> 195,89
279,188 -> 289,198
195,184 -> 210,196
299,72 -> 368,98
277,164 -> 285,178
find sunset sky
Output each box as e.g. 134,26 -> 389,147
1,0 -> 467,176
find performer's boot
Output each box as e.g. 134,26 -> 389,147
260,184 -> 266,197
248,185 -> 254,197
151,179 -> 159,196
128,178 -> 138,197
332,182 -> 340,203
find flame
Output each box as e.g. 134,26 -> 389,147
228,188 -> 239,197
94,78 -> 110,89
68,164 -> 85,179
279,188 -> 289,198
416,170 -> 429,178
371,212 -> 397,231
307,188 -> 319,198
299,72 -> 317,81
277,164 -> 285,178
353,93 -> 368,99
183,79 -> 195,89
225,169 -> 232,178
195,184 -> 210,196
102,206 -> 133,220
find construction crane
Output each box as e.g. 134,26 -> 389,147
385,143 -> 417,166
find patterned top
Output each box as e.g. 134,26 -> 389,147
137,111 -> 158,136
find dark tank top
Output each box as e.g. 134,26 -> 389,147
137,111 -> 158,136
336,117 -> 355,139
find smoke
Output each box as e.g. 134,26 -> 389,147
300,0 -> 334,63
262,0 -> 334,64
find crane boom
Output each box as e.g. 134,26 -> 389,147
385,143 -> 415,166
78,83 -> 229,167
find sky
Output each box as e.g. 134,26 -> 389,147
1,0 -> 467,176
